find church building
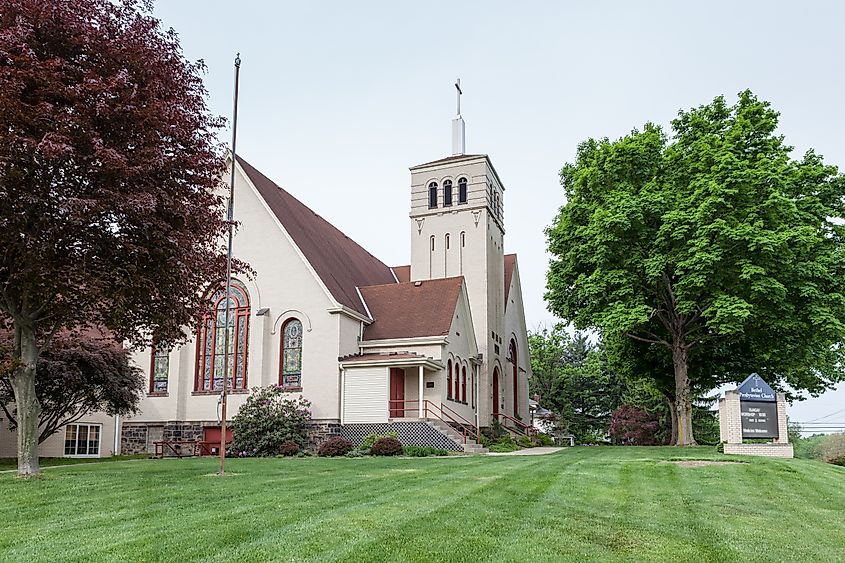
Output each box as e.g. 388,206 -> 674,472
31,102 -> 534,457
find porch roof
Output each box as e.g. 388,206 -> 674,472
339,352 -> 443,370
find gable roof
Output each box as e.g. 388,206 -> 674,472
409,153 -> 487,169
504,254 -> 517,304
237,156 -> 395,317
392,265 -> 410,283
359,277 -> 463,340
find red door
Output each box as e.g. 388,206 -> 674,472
389,368 -> 405,417
492,368 -> 500,417
202,426 -> 233,455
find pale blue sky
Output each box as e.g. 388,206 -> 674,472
152,1 -> 845,427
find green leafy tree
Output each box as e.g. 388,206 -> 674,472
546,91 -> 845,445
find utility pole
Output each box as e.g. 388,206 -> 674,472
220,53 -> 241,475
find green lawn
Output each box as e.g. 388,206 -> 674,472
1,447 -> 843,562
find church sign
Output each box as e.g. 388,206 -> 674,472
737,373 -> 779,439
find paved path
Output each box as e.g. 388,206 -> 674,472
487,447 -> 566,456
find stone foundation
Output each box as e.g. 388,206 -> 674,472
724,443 -> 794,458
121,419 -> 342,455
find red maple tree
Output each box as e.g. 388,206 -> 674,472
0,0 -> 237,475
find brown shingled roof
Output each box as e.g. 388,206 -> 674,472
237,156 -> 395,317
359,277 -> 463,340
504,254 -> 517,305
392,265 -> 410,283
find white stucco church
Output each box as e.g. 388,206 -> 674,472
1,100 -> 535,458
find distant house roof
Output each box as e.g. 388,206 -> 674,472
359,277 -> 463,340
237,156 -> 395,317
392,265 -> 410,283
504,254 -> 516,304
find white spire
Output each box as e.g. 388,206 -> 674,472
452,78 -> 465,155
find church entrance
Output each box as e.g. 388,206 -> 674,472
492,367 -> 500,417
389,368 -> 405,417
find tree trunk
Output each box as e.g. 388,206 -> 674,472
11,323 -> 41,476
667,395 -> 678,446
671,344 -> 697,446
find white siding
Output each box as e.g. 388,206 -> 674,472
343,367 -> 388,423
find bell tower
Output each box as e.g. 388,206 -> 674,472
408,80 -> 507,424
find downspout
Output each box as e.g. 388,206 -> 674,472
113,414 -> 121,456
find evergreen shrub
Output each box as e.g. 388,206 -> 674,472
230,386 -> 311,457
318,436 -> 354,457
370,437 -> 403,456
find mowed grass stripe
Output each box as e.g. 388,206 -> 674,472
2,448 -> 844,562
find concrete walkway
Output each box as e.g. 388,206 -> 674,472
487,447 -> 566,456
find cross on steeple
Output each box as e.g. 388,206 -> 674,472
455,78 -> 462,116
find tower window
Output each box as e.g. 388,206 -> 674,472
443,180 -> 452,207
428,182 -> 438,208
458,178 -> 467,204
445,233 -> 450,250
430,235 -> 435,251
460,231 -> 465,247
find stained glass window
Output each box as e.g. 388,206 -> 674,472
280,319 -> 303,388
195,280 -> 250,392
150,345 -> 169,393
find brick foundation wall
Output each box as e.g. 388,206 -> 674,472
724,443 -> 794,458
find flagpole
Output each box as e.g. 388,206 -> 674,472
220,53 -> 241,475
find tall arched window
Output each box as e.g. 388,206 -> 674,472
149,344 -> 169,394
446,359 -> 453,400
510,339 -> 518,417
428,182 -> 438,208
461,365 -> 467,403
445,233 -> 450,250
195,280 -> 250,392
458,177 -> 467,204
280,318 -> 303,388
443,180 -> 453,206
454,361 -> 460,400
430,235 -> 435,251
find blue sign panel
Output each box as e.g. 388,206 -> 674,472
736,373 -> 777,403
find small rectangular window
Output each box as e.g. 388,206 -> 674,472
64,424 -> 101,457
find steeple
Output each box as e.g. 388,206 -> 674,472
452,78 -> 465,155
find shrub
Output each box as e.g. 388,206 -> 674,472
404,446 -> 449,457
318,436 -> 354,457
370,437 -> 403,456
516,435 -> 536,448
279,440 -> 300,457
536,433 -> 554,447
360,431 -> 398,450
230,386 -> 311,457
814,433 -> 845,466
609,404 -> 660,445
488,437 -> 520,453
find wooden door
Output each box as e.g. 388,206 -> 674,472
389,368 -> 405,418
492,368 -> 500,417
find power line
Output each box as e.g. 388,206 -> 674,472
803,406 -> 845,423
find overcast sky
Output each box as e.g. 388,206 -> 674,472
153,1 -> 845,428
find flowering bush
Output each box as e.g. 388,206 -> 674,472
318,436 -> 354,457
370,436 -> 403,456
279,440 -> 300,457
230,386 -> 311,457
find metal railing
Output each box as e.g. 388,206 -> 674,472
387,399 -> 480,444
494,412 -> 538,437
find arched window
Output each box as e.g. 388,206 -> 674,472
280,319 -> 303,388
446,359 -> 453,400
510,339 -> 518,417
195,280 -> 250,392
428,182 -> 438,208
454,362 -> 460,400
430,235 -> 435,252
443,180 -> 453,206
150,344 -> 169,394
445,233 -> 450,250
458,177 -> 467,204
461,365 -> 467,403
460,231 -> 465,248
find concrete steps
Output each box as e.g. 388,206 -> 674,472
424,419 -> 488,454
